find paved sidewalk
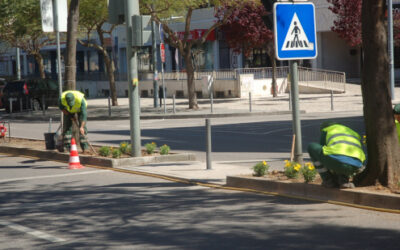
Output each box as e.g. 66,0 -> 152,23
0,82 -> 381,121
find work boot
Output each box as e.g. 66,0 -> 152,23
337,175 -> 355,189
321,178 -> 337,188
340,182 -> 355,189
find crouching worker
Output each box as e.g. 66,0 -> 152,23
394,104 -> 400,143
307,122 -> 366,189
58,90 -> 88,153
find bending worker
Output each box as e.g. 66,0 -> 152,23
58,90 -> 88,153
394,104 -> 400,143
307,122 -> 366,189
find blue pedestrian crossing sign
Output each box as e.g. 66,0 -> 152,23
274,2 -> 317,60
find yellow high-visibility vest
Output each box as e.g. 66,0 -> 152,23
61,91 -> 85,113
322,124 -> 365,163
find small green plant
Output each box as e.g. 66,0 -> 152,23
159,144 -> 170,155
99,146 -> 111,157
284,160 -> 301,179
119,141 -> 129,154
252,161 -> 269,177
126,144 -> 132,155
145,142 -> 157,154
302,162 -> 317,183
112,148 -> 122,158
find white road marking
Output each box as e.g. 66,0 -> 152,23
0,220 -> 66,243
0,170 -> 110,183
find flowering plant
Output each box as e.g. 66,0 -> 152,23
301,162 -> 317,183
145,142 -> 157,154
252,161 -> 269,177
119,141 -> 130,154
159,144 -> 170,155
284,160 -> 301,179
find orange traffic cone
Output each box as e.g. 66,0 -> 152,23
69,138 -> 84,169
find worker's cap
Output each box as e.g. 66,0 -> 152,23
394,104 -> 400,114
65,93 -> 75,107
320,121 -> 337,130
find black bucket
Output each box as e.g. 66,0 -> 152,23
44,132 -> 56,150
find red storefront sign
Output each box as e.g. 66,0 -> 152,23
175,29 -> 216,41
160,43 -> 165,63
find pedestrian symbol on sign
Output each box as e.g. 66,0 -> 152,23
281,13 -> 314,51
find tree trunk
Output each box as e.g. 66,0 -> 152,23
33,53 -> 46,79
65,0 -> 80,90
266,43 -> 277,97
183,49 -> 198,109
355,0 -> 400,190
103,52 -> 118,106
271,45 -> 277,97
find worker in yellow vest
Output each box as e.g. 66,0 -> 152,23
394,104 -> 400,143
307,122 -> 366,189
58,90 -> 88,153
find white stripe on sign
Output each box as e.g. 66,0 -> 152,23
0,170 -> 110,183
0,220 -> 66,243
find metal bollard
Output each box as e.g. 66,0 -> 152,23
9,99 -> 13,114
42,95 -> 46,115
206,118 -> 212,170
249,92 -> 252,112
173,94 -> 176,114
289,89 -> 292,111
108,95 -> 111,117
330,90 -> 334,111
19,98 -> 23,112
48,118 -> 52,133
210,91 -> 214,113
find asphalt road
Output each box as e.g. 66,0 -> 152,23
1,155 -> 400,249
8,111 -> 365,163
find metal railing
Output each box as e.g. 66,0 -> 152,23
29,66 -> 346,92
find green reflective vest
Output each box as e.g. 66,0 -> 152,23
322,124 -> 366,163
61,91 -> 85,113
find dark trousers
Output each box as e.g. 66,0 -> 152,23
62,113 -> 88,151
307,142 -> 359,182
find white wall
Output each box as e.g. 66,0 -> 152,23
316,32 -> 361,78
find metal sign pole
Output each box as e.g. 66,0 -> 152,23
289,60 -> 303,164
52,0 -> 64,129
125,0 -> 141,157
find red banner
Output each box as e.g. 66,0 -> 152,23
160,43 -> 165,63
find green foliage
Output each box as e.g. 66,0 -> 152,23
0,0 -> 46,41
119,142 -> 130,154
112,148 -> 122,158
99,146 -> 111,157
79,0 -> 108,31
159,144 -> 170,155
252,161 -> 269,177
284,160 -> 301,179
145,142 -> 157,154
301,162 -> 317,183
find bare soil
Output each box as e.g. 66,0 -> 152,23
0,137 -> 158,158
250,170 -> 400,196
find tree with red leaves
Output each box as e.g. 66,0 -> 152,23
329,0 -> 400,46
216,1 -> 278,96
328,0 -> 362,47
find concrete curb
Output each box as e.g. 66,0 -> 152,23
226,176 -> 400,211
0,146 -> 196,168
